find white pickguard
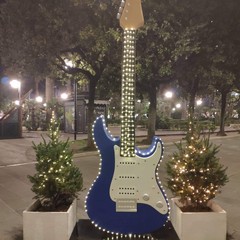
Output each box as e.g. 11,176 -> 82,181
110,143 -> 168,215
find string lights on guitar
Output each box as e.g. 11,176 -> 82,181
120,29 -> 136,158
90,117 -> 170,211
85,0 -> 170,235
86,116 -> 170,238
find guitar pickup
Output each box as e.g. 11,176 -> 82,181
116,199 -> 137,212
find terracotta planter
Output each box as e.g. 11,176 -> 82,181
170,198 -> 227,240
23,199 -> 77,240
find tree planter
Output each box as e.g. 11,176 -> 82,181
23,199 -> 77,240
170,198 -> 227,240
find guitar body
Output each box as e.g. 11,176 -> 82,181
86,116 -> 169,234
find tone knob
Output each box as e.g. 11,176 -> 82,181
143,194 -> 150,201
156,201 -> 164,208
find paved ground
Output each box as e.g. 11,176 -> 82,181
0,127 -> 239,240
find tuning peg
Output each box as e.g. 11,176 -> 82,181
117,5 -> 123,19
117,0 -> 126,20
118,6 -> 123,13
120,0 -> 125,7
118,6 -> 123,17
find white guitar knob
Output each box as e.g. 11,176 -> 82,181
156,201 -> 164,208
143,194 -> 150,201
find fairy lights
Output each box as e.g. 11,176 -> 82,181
29,111 -> 83,209
166,116 -> 228,208
120,29 -> 136,157
86,0 -> 170,232
87,116 -> 170,234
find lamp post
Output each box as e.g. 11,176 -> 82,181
73,79 -> 77,140
64,59 -> 77,140
10,79 -> 22,138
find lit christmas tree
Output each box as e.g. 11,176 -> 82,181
28,113 -> 83,211
166,114 -> 228,211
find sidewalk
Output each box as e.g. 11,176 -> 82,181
0,127 -> 239,240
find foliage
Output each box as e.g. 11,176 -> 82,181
2,0 -> 240,141
171,1 -> 214,115
0,0 -> 121,148
136,0 -> 179,141
55,0 -> 122,148
108,92 -> 121,121
46,98 -> 64,125
22,99 -> 45,131
156,116 -> 170,129
166,119 -> 228,211
0,0 -> 80,78
28,113 -> 83,211
22,98 -> 64,131
0,76 -> 18,113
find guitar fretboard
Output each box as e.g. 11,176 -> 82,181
120,29 -> 136,157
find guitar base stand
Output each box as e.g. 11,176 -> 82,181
70,220 -> 180,240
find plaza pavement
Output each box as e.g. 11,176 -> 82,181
0,126 -> 239,239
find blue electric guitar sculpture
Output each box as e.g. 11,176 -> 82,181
86,0 -> 169,235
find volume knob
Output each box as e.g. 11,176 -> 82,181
143,194 -> 150,201
156,201 -> 164,208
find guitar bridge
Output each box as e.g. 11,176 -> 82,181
116,199 -> 137,212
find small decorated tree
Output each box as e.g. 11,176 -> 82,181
166,115 -> 228,211
28,113 -> 83,211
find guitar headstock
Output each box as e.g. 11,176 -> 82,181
117,0 -> 144,30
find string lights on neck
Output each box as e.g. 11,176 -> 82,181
120,29 -> 136,157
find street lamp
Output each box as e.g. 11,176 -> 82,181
164,91 -> 173,99
196,99 -> 203,106
176,103 -> 181,109
13,100 -> 20,106
36,96 -> 43,103
60,92 -> 68,100
10,79 -> 22,138
10,79 -> 21,92
65,59 -> 77,140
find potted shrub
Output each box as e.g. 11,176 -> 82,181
166,118 -> 228,240
23,113 -> 83,240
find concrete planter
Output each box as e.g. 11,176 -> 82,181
23,199 -> 77,240
170,198 -> 227,240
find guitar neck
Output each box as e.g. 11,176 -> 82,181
120,29 -> 136,157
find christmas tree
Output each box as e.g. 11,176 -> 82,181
166,115 -> 228,211
28,113 -> 83,211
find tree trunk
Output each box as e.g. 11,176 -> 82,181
66,79 -> 72,95
45,77 -> 55,125
147,86 -> 157,143
188,77 -> 200,118
35,77 -> 40,96
45,77 -> 55,102
187,78 -> 200,136
188,90 -> 196,119
217,91 -> 227,136
87,79 -> 96,149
